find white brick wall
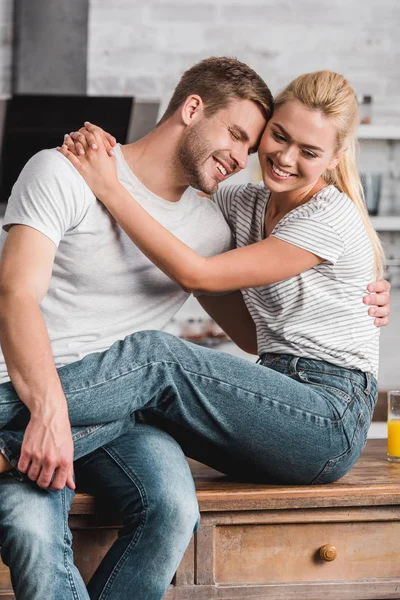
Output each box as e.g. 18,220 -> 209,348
1,0 -> 399,117
88,0 -> 400,125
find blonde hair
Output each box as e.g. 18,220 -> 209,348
274,70 -> 385,281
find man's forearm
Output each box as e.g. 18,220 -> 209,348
0,291 -> 75,489
0,292 -> 67,415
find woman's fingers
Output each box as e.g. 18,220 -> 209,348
84,122 -> 117,148
84,122 -> 116,155
57,145 -> 84,170
70,130 -> 91,155
77,126 -> 98,150
62,134 -> 78,155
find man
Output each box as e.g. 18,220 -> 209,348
0,57 -> 390,600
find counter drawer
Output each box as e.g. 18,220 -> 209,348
214,520 -> 400,584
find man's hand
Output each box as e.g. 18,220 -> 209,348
363,278 -> 391,327
18,408 -> 75,491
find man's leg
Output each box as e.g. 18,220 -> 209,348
0,473 -> 89,600
74,424 -> 200,600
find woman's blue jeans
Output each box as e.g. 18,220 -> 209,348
0,329 -> 377,485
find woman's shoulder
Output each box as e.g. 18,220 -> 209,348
228,180 -> 270,206
212,180 -> 269,212
313,185 -> 354,210
299,185 -> 358,222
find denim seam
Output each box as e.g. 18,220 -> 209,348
298,367 -> 377,389
61,488 -> 80,600
310,410 -> 366,484
97,446 -> 149,600
352,383 -> 376,419
72,423 -> 104,442
63,360 -> 283,400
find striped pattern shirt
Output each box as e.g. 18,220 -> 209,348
213,182 -> 379,377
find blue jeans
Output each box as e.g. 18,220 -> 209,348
0,330 -> 376,484
0,424 -> 200,600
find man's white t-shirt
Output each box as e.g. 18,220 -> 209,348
0,146 -> 233,383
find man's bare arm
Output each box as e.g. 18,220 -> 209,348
197,291 -> 258,355
0,225 -> 75,490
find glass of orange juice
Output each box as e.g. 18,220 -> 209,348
388,391 -> 400,462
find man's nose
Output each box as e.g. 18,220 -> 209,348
232,147 -> 248,171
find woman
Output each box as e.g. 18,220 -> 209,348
1,71 -> 386,484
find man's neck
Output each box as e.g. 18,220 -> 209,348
120,125 -> 189,203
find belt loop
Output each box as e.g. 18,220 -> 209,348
289,356 -> 300,375
365,371 -> 371,395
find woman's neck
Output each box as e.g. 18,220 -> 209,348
268,178 -> 327,218
265,178 -> 328,237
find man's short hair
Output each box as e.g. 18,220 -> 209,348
158,56 -> 273,124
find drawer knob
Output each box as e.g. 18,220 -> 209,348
319,544 -> 337,562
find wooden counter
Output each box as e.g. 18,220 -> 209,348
1,439 -> 400,599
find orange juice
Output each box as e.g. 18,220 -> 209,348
388,420 -> 400,458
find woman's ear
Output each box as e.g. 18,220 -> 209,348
181,95 -> 204,126
326,148 -> 345,172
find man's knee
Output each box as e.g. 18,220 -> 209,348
150,476 -> 199,534
103,425 -> 200,539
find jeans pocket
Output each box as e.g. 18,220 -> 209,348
310,410 -> 368,485
297,370 -> 353,404
297,370 -> 353,422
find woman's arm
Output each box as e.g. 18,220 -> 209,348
58,129 -> 322,294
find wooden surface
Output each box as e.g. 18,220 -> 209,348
71,438 -> 400,514
1,438 -> 400,600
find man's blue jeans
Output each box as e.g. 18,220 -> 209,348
0,424 -> 200,600
0,329 -> 376,484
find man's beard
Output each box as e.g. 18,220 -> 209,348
177,121 -> 218,195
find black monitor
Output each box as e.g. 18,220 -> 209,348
0,94 -> 134,204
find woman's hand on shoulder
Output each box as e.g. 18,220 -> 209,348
61,122 -> 116,157
57,122 -> 120,200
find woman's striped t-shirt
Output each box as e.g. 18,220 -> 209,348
213,182 -> 380,377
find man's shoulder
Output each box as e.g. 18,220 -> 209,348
3,149 -> 92,244
187,188 -> 232,230
17,148 -> 84,189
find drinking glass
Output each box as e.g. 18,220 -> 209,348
387,391 -> 400,462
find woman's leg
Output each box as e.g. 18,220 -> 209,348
1,330 -> 373,483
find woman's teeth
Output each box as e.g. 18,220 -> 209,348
271,162 -> 292,178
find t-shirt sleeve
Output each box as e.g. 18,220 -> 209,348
3,149 -> 88,247
211,184 -> 243,233
272,216 -> 345,264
